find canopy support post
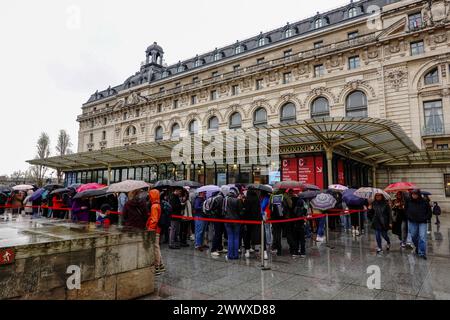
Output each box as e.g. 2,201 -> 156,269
372,166 -> 377,188
325,147 -> 334,249
107,166 -> 112,186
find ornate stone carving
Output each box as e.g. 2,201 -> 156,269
338,80 -> 376,102
99,141 -> 107,147
389,41 -> 400,54
140,122 -> 146,134
386,68 -> 407,92
368,49 -> 379,59
305,87 -> 338,104
87,143 -> 94,149
115,126 -> 121,137
433,33 -> 448,44
422,2 -> 433,27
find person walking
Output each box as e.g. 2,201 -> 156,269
243,189 -> 261,258
169,188 -> 184,249
392,191 -> 408,248
405,189 -> 432,260
423,194 -> 433,235
368,193 -> 392,254
223,187 -> 243,260
147,189 -> 166,276
433,201 -> 441,225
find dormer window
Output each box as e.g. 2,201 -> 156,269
258,37 -> 268,47
348,7 -> 357,18
162,71 -> 169,78
213,52 -> 222,61
235,46 -> 243,55
285,28 -> 294,38
194,59 -> 203,68
314,18 -> 323,29
177,65 -> 185,73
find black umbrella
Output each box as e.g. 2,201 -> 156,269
173,180 -> 202,188
154,180 -> 175,188
298,190 -> 320,199
50,188 -> 72,196
247,184 -> 273,193
0,192 -> 8,201
73,188 -> 108,200
421,191 -> 432,196
43,184 -> 65,191
301,183 -> 321,191
69,183 -> 83,190
0,185 -> 13,194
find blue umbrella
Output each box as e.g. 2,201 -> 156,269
29,188 -> 46,201
343,189 -> 367,207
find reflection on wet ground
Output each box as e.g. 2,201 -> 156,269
145,216 -> 450,300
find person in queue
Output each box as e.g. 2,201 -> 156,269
260,190 -> 271,260
147,188 -> 166,276
179,188 -> 191,248
193,190 -> 207,251
210,188 -> 227,257
368,193 -> 392,254
169,187 -> 184,249
243,188 -> 261,259
288,196 -> 307,258
405,189 -> 432,260
123,189 -> 148,230
392,191 -> 407,248
223,186 -> 243,260
433,201 -> 441,225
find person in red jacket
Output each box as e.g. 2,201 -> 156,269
146,189 -> 165,275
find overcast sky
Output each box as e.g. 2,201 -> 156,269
0,0 -> 348,176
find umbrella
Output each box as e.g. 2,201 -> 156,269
12,184 -> 34,191
0,185 -> 13,194
343,189 -> 367,207
328,184 -> 348,192
76,183 -> 106,193
421,191 -> 432,196
354,187 -> 391,200
50,188 -> 72,196
173,180 -> 202,188
247,184 -> 273,193
298,190 -> 320,200
0,192 -> 8,201
154,180 -> 175,188
107,180 -> 150,193
29,188 -> 46,201
69,183 -> 83,190
196,185 -> 221,198
301,183 -> 321,191
73,188 -> 108,200
43,184 -> 65,191
384,182 -> 416,193
274,181 -> 303,191
311,193 -> 337,211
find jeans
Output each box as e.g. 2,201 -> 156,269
212,222 -> 225,252
408,221 -> 428,256
225,223 -> 240,259
264,223 -> 272,247
400,220 -> 408,243
317,217 -> 326,237
272,224 -> 283,252
341,215 -> 351,230
375,229 -> 390,250
194,217 -> 206,247
169,220 -> 180,246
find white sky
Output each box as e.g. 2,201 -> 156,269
0,0 -> 348,176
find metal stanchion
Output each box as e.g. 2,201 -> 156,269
260,220 -> 271,270
325,213 -> 334,249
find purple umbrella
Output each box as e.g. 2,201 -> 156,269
343,189 -> 367,207
29,188 -> 46,202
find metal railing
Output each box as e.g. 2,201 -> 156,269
422,126 -> 445,136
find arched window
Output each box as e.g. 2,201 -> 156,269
194,60 -> 202,68
155,126 -> 163,141
235,46 -> 243,55
208,116 -> 219,131
258,38 -> 267,47
177,65 -> 184,73
213,52 -> 222,61
346,91 -> 368,117
171,123 -> 180,138
285,28 -> 294,38
311,97 -> 330,118
348,7 -> 357,18
280,102 -> 297,123
188,120 -> 198,135
229,112 -> 242,129
314,18 -> 323,29
253,108 -> 267,126
424,68 -> 439,85
125,126 -> 137,136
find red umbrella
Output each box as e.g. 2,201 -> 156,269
384,182 -> 416,193
76,183 -> 107,193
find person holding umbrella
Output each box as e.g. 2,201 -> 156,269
368,193 -> 392,254
392,191 -> 407,248
123,189 -> 149,230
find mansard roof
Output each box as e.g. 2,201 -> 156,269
85,0 -> 401,105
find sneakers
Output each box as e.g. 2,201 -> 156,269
400,242 -> 406,249
180,243 -> 190,247
211,251 -> 220,257
219,248 -> 228,253
299,254 -> 306,258
155,264 -> 166,276
376,248 -> 383,254
355,229 -> 360,236
316,236 -> 325,242
264,251 -> 269,260
245,250 -> 250,258
195,246 -> 204,252
249,248 -> 255,253
419,255 -> 428,260
386,244 -> 391,251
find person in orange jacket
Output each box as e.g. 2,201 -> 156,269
146,189 -> 165,275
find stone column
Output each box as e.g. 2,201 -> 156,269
325,147 -> 334,186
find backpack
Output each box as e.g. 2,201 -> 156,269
158,200 -> 172,228
203,194 -> 224,217
270,194 -> 285,219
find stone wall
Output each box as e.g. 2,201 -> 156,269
0,226 -> 155,300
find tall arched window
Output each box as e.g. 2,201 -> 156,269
348,7 -> 357,18
171,123 -> 180,138
155,126 -> 163,141
253,108 -> 267,126
208,116 -> 219,131
424,68 -> 439,85
346,91 -> 368,117
280,102 -> 297,123
229,112 -> 242,129
314,19 -> 323,29
311,97 -> 330,118
188,120 -> 198,134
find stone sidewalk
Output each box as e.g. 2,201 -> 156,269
144,215 -> 450,300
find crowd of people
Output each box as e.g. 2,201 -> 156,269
0,182 -> 443,274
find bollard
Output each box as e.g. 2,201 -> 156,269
260,220 -> 271,271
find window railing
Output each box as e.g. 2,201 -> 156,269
422,126 -> 445,136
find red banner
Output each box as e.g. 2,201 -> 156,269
337,159 -> 345,185
314,156 -> 324,189
281,158 -> 297,181
298,157 -> 315,184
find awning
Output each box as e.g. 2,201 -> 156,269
28,117 -> 420,171
382,150 -> 450,166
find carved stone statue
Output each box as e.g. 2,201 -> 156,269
422,2 -> 433,27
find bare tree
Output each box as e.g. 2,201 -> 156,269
55,130 -> 72,183
30,133 -> 51,187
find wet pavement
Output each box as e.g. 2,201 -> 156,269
144,216 -> 450,300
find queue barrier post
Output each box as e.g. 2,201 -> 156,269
260,220 -> 271,271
